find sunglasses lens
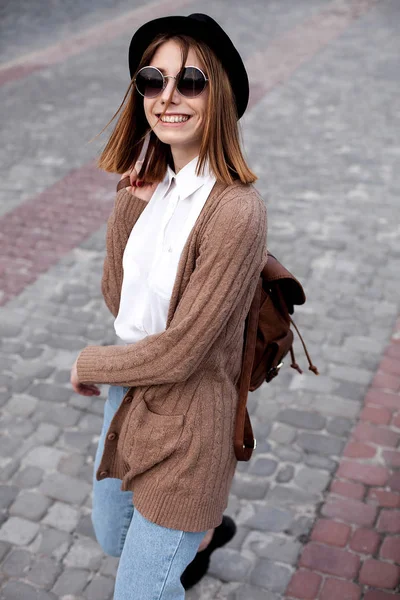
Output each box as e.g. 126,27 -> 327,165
178,67 -> 207,97
135,67 -> 164,98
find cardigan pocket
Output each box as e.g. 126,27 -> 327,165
121,398 -> 185,478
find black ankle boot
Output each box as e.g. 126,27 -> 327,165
180,515 -> 237,590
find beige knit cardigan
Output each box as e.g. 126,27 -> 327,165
77,179 -> 267,532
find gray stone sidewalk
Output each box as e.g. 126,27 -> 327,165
1,0 -> 400,599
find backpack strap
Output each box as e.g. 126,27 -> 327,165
234,277 -> 262,461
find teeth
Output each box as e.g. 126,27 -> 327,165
160,115 -> 190,123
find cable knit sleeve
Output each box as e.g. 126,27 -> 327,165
101,189 -> 147,317
77,190 -> 267,386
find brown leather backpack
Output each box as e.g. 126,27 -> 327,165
234,253 -> 319,461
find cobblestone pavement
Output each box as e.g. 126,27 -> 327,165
1,0 -> 400,599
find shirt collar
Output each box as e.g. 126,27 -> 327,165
165,156 -> 214,200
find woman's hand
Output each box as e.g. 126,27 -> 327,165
121,160 -> 158,203
70,357 -> 101,397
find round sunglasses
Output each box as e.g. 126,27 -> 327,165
134,65 -> 209,99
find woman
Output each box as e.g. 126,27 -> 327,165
70,13 -> 267,600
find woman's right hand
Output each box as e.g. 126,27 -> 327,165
120,160 -> 158,203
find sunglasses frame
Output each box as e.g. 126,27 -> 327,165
134,65 -> 209,99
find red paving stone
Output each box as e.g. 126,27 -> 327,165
380,536 -> 400,564
299,543 -> 360,579
310,519 -> 351,547
360,405 -> 392,425
330,479 -> 366,501
350,528 -> 381,555
337,461 -> 389,486
359,559 -> 400,589
343,441 -> 377,459
364,592 -> 400,600
286,569 -> 322,599
319,578 -> 361,600
321,496 -> 377,527
286,316 -> 400,599
368,489 -> 400,508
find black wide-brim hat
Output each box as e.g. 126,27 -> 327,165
128,13 -> 249,119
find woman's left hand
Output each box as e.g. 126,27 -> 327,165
70,357 -> 101,397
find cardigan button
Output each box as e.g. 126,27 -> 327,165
107,432 -> 117,441
99,470 -> 109,479
124,395 -> 132,404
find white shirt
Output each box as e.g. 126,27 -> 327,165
114,156 -> 217,344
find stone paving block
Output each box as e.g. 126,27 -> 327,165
244,531 -> 301,565
52,568 -> 90,596
58,453 -> 85,477
269,424 -> 297,445
326,416 -> 353,437
32,401 -> 81,427
28,383 -> 72,403
63,536 -> 104,570
307,394 -> 360,419
267,485 -> 318,508
0,437 -> 22,459
304,454 -> 337,472
60,431 -> 95,452
0,517 -> 39,546
33,424 -> 60,445
208,548 -> 253,582
75,514 -> 96,540
21,446 -> 67,471
248,457 -> 278,476
0,581 -> 57,600
39,473 -> 91,505
13,466 -> 44,488
276,465 -> 295,483
1,548 -> 32,577
290,374 -> 338,393
273,446 -> 303,463
0,541 -> 10,562
244,506 -> 294,533
42,502 -> 80,533
31,527 -> 72,560
100,556 -> 119,579
228,584 -> 281,600
250,558 -> 292,592
294,467 -> 331,494
0,485 -> 19,510
84,574 -> 114,600
9,491 -> 51,521
4,395 -> 38,417
231,474 -> 269,501
277,408 -> 325,430
329,364 -> 373,386
336,381 -> 366,402
296,432 -> 344,456
78,414 -> 104,434
26,556 -> 61,590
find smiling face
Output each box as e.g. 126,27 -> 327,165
143,39 -> 209,167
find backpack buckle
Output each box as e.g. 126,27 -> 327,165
243,438 -> 257,450
267,361 -> 284,379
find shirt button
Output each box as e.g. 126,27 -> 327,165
99,470 -> 109,479
107,432 -> 118,441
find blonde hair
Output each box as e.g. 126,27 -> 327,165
98,33 -> 256,185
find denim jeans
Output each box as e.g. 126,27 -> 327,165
92,385 -> 207,599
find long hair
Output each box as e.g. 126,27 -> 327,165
98,33 -> 256,185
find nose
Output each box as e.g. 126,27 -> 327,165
160,76 -> 180,103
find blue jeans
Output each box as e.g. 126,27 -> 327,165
92,385 -> 207,600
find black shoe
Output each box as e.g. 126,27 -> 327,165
180,515 -> 237,590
